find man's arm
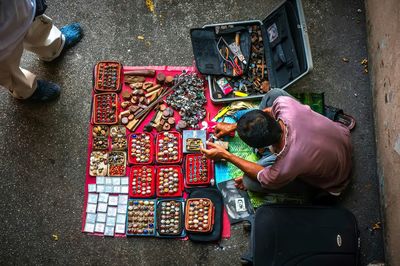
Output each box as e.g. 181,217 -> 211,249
200,142 -> 264,180
214,122 -> 237,138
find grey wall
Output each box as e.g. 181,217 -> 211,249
366,0 -> 400,265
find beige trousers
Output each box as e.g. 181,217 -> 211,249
0,15 -> 65,99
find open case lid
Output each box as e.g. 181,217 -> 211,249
190,0 -> 312,93
262,0 -> 313,89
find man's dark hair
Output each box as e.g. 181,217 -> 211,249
237,110 -> 282,148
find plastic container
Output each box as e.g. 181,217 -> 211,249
155,199 -> 185,238
155,131 -> 182,164
92,92 -> 119,125
93,61 -> 122,93
184,154 -> 212,187
126,199 -> 156,237
128,132 -> 154,165
129,166 -> 156,198
155,166 -> 183,198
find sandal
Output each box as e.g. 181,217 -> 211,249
324,105 -> 356,131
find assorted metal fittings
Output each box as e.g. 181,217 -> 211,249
166,71 -> 207,129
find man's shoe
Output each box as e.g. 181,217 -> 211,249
27,80 -> 61,102
60,23 -> 83,51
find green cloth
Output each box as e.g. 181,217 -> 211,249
226,133 -> 259,179
248,191 -> 306,208
292,92 -> 325,115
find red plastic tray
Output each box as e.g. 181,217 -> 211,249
94,61 -> 122,93
128,132 -> 154,165
184,154 -> 212,187
155,131 -> 182,164
129,166 -> 156,198
92,92 -> 119,125
155,166 -> 183,198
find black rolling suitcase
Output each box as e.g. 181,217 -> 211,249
243,205 -> 360,266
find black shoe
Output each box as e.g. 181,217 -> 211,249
27,80 -> 61,102
243,220 -> 252,232
312,190 -> 339,205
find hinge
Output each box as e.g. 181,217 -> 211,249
297,23 -> 308,33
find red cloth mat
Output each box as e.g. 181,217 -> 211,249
82,65 -> 230,238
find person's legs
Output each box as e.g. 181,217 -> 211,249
243,175 -> 312,194
23,15 -> 83,62
23,15 -> 65,61
259,89 -> 292,110
0,42 -> 37,99
242,151 -> 277,193
242,150 -> 314,194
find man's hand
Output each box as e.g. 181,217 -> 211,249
234,176 -> 246,190
214,122 -> 237,138
200,142 -> 229,161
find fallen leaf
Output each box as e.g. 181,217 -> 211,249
372,222 -> 381,230
145,0 -> 155,13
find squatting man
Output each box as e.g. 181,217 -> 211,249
200,89 -> 352,197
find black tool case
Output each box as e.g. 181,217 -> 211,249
243,205 -> 360,266
190,0 -> 313,103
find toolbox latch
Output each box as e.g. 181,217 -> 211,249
297,23 -> 308,33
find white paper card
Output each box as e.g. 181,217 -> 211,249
113,186 -> 121,194
96,212 -> 107,223
88,184 -> 97,192
96,176 -> 105,185
108,195 -> 119,206
106,216 -> 116,227
86,203 -> 97,213
105,186 -> 113,193
107,206 -> 117,217
86,213 -> 97,224
96,185 -> 105,193
105,177 -> 112,185
87,193 -> 99,204
118,195 -> 128,205
97,202 -> 108,213
117,204 -> 127,214
98,193 -> 109,203
104,226 -> 115,237
115,223 -> 125,234
94,223 -> 105,233
116,214 -> 126,224
84,222 -> 95,233
112,178 -> 121,185
120,177 -> 129,185
120,186 -> 129,194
